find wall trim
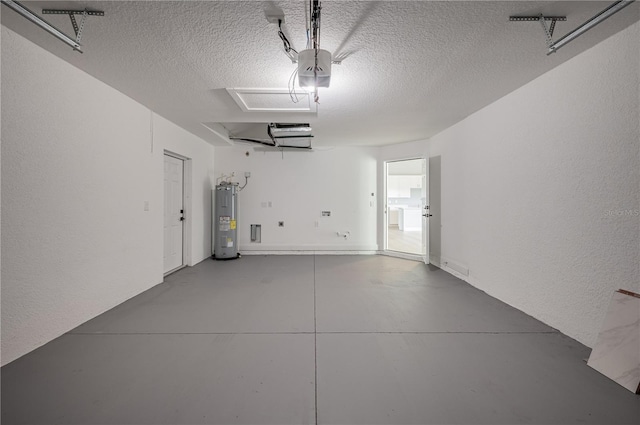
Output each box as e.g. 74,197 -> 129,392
380,250 -> 424,262
240,244 -> 379,252
241,250 -> 378,256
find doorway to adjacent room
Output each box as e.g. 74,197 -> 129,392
385,158 -> 429,263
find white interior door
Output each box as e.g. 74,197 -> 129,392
421,158 -> 430,264
164,154 -> 184,274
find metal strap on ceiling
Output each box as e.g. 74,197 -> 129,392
0,0 -> 104,53
510,0 -> 636,55
509,16 -> 567,40
42,8 -> 104,45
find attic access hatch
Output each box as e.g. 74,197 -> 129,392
227,88 -> 316,113
229,123 -> 313,149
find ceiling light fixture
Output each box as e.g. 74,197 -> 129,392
298,48 -> 332,90
271,0 -> 337,103
297,0 -> 331,98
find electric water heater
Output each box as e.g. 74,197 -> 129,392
213,182 -> 239,260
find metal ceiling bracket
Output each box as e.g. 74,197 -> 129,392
510,1 -> 636,55
41,9 -> 104,17
538,15 -> 555,48
69,13 -> 79,36
546,0 -> 635,55
42,8 -> 104,44
75,10 -> 87,43
549,18 -> 557,38
1,0 -> 84,52
510,15 -> 566,47
509,16 -> 567,23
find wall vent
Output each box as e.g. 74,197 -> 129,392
250,224 -> 261,242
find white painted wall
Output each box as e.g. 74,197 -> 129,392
0,21 -> 3,364
429,21 -> 640,348
214,146 -> 378,252
1,28 -> 215,365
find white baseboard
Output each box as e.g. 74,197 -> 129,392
440,264 -> 470,281
430,255 -> 469,279
239,244 -> 378,253
380,251 -> 424,262
241,250 -> 378,256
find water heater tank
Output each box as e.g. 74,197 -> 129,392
213,183 -> 240,260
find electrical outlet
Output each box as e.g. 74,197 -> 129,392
266,14 -> 285,24
245,172 -> 251,178
278,221 -> 284,227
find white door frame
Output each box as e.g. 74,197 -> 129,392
382,157 -> 429,263
420,157 -> 429,265
164,150 -> 192,275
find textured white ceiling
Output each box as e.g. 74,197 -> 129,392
2,1 -> 638,147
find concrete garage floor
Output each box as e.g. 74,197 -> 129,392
2,256 -> 639,424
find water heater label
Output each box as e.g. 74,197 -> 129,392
227,238 -> 234,247
230,220 -> 237,230
219,216 -> 230,231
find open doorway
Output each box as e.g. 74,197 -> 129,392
385,158 -> 429,262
